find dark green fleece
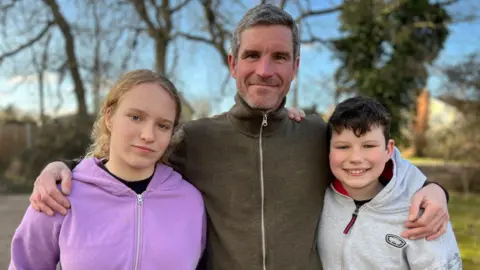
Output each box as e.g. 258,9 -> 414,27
168,95 -> 329,270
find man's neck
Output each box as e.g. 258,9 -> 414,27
105,156 -> 155,182
343,180 -> 384,201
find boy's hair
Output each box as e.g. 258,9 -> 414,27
328,96 -> 392,144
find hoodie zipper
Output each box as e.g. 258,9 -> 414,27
259,113 -> 268,270
341,204 -> 360,270
343,205 -> 360,234
134,194 -> 144,270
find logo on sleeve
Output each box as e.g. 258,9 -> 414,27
385,234 -> 406,248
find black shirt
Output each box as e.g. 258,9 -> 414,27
98,160 -> 152,194
353,177 -> 390,207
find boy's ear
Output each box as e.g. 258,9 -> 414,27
386,139 -> 395,160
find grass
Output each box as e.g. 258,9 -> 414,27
406,157 -> 466,166
449,192 -> 480,269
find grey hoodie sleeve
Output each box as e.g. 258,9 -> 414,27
406,222 -> 462,270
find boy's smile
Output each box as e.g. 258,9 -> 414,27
329,126 -> 395,200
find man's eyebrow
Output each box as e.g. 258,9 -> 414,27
241,49 -> 259,56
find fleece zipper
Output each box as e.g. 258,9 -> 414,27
134,193 -> 144,270
259,113 -> 268,270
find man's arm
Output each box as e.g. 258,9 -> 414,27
63,158 -> 81,171
402,182 -> 450,241
424,180 -> 449,202
30,161 -> 75,216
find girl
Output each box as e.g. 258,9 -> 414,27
10,69 -> 206,270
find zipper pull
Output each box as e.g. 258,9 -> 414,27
262,114 -> 268,127
343,206 -> 359,234
137,194 -> 143,205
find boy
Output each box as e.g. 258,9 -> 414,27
317,96 -> 462,269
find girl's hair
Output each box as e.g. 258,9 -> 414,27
85,69 -> 182,160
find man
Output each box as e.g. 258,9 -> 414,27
30,4 -> 449,270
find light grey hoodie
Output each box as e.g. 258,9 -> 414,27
317,149 -> 462,270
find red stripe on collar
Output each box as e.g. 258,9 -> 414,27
332,159 -> 394,197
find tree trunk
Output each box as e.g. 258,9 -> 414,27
155,37 -> 169,75
43,0 -> 88,120
413,89 -> 430,157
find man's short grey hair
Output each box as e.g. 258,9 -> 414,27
231,4 -> 300,61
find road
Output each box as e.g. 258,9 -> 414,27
0,194 -> 30,268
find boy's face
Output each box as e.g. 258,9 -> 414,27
329,126 -> 395,192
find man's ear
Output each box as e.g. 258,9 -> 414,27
228,54 -> 237,79
105,107 -> 113,132
293,56 -> 300,79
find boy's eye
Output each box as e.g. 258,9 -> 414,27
335,146 -> 349,149
364,145 -> 377,148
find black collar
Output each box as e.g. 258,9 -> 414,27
227,94 -> 288,138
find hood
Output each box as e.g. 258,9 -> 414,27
72,158 -> 183,196
332,148 -> 426,212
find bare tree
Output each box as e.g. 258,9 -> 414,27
31,34 -> 53,125
42,0 -> 88,119
128,0 -> 193,75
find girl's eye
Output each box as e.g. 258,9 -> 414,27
158,124 -> 172,131
131,115 -> 141,121
335,146 -> 348,149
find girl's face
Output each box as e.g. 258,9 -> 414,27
106,82 -> 177,173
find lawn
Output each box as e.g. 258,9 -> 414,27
449,192 -> 480,269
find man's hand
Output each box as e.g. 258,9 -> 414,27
401,184 -> 449,241
287,107 -> 306,122
30,161 -> 73,216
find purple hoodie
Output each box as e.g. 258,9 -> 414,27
10,158 -> 206,270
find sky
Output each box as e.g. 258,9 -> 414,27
1,0 -> 479,118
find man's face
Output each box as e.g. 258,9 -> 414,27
329,126 -> 395,192
228,25 -> 299,111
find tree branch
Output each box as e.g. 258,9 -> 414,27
43,0 -> 88,118
129,0 -> 157,33
0,20 -> 54,64
170,0 -> 192,14
296,5 -> 342,23
177,32 -> 211,44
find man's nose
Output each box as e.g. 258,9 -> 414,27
255,57 -> 274,78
